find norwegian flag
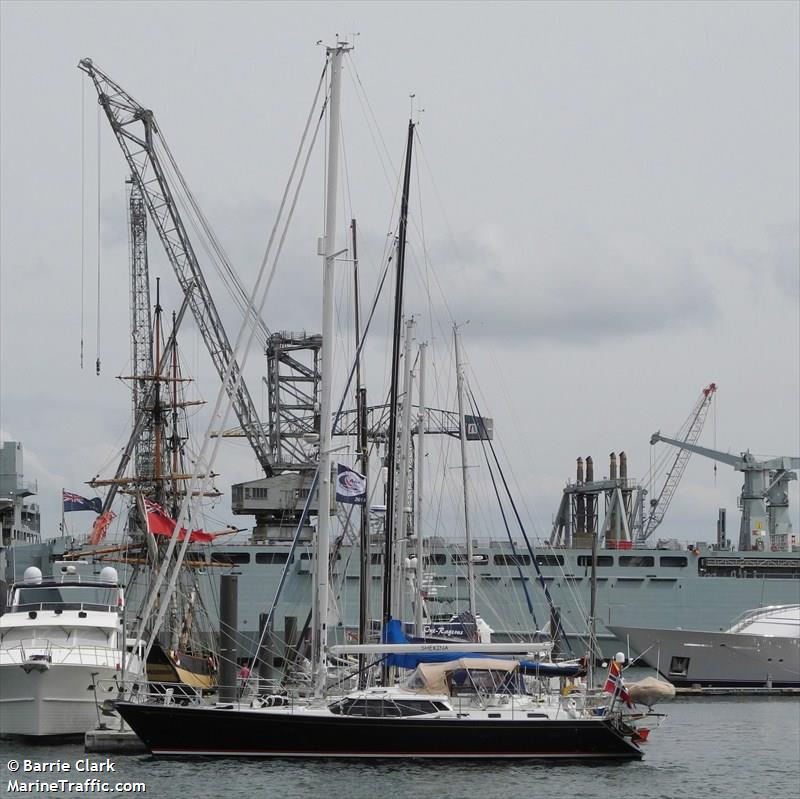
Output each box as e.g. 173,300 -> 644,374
143,499 -> 213,543
603,659 -> 634,708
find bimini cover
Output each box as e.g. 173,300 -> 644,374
400,658 -> 520,695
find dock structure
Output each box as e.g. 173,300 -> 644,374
85,726 -> 147,754
674,686 -> 800,697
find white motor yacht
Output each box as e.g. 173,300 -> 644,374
609,604 -> 800,687
0,564 -> 142,736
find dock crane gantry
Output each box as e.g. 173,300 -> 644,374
78,58 -> 274,488
649,431 -> 799,551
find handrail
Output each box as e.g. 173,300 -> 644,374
727,604 -> 800,633
2,638 -> 131,668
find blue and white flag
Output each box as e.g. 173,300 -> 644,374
63,490 -> 102,514
336,463 -> 366,505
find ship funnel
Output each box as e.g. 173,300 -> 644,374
576,457 -> 584,484
609,452 -> 617,480
619,451 -> 627,480
586,456 -> 594,482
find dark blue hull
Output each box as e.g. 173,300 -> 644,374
115,702 -> 644,760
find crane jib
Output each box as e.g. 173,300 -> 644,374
78,58 -> 273,478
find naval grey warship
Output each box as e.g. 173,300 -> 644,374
4,440 -> 798,661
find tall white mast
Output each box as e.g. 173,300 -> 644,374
454,324 -> 477,615
314,41 -> 350,698
394,317 -> 416,619
415,341 -> 427,635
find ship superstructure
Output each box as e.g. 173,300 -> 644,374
0,441 -> 41,613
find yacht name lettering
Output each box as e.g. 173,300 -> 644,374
420,644 -> 449,651
21,758 -> 116,773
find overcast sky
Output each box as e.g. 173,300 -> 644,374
1,1 -> 798,546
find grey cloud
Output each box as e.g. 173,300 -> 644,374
713,222 -> 800,301
403,224 -> 718,346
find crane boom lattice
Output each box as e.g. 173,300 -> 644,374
127,177 -> 156,481
642,382 -> 717,540
78,58 -> 273,477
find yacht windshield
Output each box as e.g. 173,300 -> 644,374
14,585 -> 119,613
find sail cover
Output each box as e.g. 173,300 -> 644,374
381,619 -> 584,675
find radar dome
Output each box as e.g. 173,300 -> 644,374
99,566 -> 119,584
23,566 -> 43,584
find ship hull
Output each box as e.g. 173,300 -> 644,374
6,539 -> 800,657
146,642 -> 216,691
609,624 -> 800,687
115,701 -> 643,759
0,663 -> 117,737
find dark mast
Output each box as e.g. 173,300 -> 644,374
382,120 -> 415,639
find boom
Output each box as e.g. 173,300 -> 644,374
78,58 -> 273,477
643,383 -> 716,539
650,430 -> 799,551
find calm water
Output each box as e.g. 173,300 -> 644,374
2,697 -> 798,799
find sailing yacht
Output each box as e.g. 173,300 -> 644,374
115,656 -> 646,758
108,41 -> 660,760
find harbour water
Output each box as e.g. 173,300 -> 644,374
2,696 -> 798,799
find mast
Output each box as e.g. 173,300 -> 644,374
454,325 -> 477,615
414,342 -> 427,635
169,310 -> 180,516
152,279 -> 164,505
313,41 -> 350,698
352,218 -> 370,686
382,120 -> 415,644
589,524 -> 598,688
394,318 -> 415,618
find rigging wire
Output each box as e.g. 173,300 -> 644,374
80,77 -> 86,370
135,62 -> 331,661
95,102 -> 102,375
412,132 -> 436,351
465,381 -> 573,653
468,391 -> 537,625
154,137 -> 269,346
257,228 -> 397,647
149,59 -> 327,350
346,53 -> 400,193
